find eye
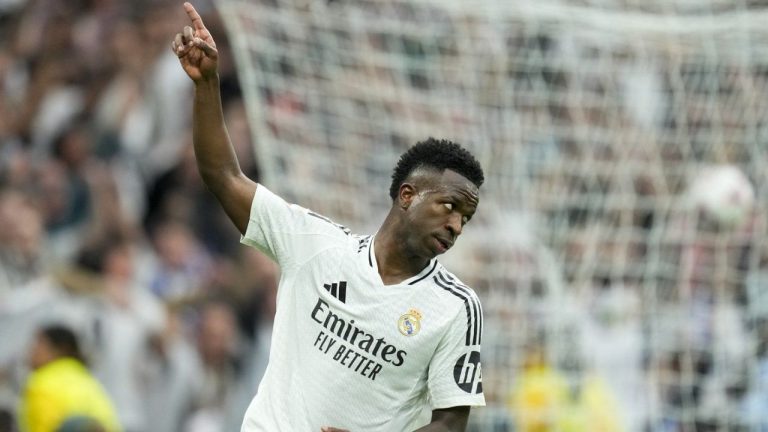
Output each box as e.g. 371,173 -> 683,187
443,203 -> 454,211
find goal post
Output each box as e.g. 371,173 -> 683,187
216,0 -> 768,430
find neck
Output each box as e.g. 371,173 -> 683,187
374,211 -> 430,285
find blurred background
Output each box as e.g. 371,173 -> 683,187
0,0 -> 767,431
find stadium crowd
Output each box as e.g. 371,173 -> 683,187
1,0 -> 768,432
0,0 -> 276,431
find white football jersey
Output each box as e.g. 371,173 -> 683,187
240,185 -> 485,432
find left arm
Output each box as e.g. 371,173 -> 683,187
321,406 -> 470,432
413,406 -> 470,431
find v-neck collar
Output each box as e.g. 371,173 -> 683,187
367,235 -> 439,286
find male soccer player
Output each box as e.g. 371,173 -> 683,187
172,3 -> 485,431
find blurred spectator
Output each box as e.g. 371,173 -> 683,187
74,237 -> 165,432
142,309 -> 200,432
144,143 -> 242,257
0,408 -> 13,432
56,416 -> 106,432
0,189 -> 45,291
509,342 -> 569,432
147,218 -> 213,302
143,299 -> 263,432
577,285 -> 649,432
18,324 -> 119,432
509,342 -> 624,432
183,301 -> 243,432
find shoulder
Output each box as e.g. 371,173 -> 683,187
304,209 -> 353,237
429,267 -> 483,344
254,184 -> 354,239
430,267 -> 482,308
350,233 -> 373,254
25,359 -> 83,393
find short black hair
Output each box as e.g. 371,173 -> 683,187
40,324 -> 85,364
389,138 -> 484,200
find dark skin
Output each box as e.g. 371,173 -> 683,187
321,406 -> 471,432
376,168 -> 479,285
172,4 -> 477,430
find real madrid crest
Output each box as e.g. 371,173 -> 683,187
398,308 -> 422,336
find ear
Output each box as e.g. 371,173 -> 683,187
398,183 -> 416,210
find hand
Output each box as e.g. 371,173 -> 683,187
321,427 -> 350,432
172,2 -> 218,82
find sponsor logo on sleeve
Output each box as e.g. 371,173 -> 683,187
453,351 -> 483,394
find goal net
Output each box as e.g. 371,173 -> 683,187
217,0 -> 768,430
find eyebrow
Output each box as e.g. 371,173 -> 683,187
452,190 -> 479,205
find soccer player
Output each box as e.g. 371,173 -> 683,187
172,3 -> 485,431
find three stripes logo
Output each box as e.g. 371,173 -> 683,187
324,281 -> 347,303
357,235 -> 372,253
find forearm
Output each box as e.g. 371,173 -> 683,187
412,406 -> 469,432
413,423 -> 461,432
192,76 -> 241,191
322,409 -> 468,432
176,3 -> 256,234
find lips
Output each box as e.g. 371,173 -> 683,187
434,236 -> 453,251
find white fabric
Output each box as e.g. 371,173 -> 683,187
91,284 -> 165,432
239,185 -> 484,432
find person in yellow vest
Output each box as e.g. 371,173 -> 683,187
509,345 -> 570,432
556,373 -> 624,432
19,325 -> 121,432
509,344 -> 625,432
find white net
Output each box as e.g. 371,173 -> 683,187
217,0 -> 768,430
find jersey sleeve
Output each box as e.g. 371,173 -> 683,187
240,184 -> 350,270
427,294 -> 486,409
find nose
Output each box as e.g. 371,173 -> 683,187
446,213 -> 463,238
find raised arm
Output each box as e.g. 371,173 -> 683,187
172,2 -> 256,234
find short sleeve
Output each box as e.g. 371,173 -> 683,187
427,295 -> 486,409
240,185 -> 350,270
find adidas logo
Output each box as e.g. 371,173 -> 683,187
324,281 -> 347,303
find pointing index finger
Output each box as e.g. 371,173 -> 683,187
184,2 -> 207,31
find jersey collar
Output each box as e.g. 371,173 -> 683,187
368,236 -> 439,286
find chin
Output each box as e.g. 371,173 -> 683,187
410,247 -> 437,260
428,247 -> 444,258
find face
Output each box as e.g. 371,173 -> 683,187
28,332 -> 57,370
399,169 -> 480,258
198,303 -> 237,367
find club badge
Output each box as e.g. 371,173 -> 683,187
398,309 -> 422,336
